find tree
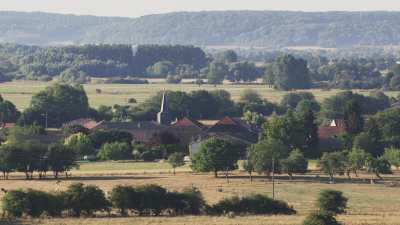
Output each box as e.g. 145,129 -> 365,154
346,148 -> 369,177
297,107 -> 319,158
247,138 -> 289,175
281,149 -> 308,180
97,142 -> 132,161
167,152 -> 185,175
240,89 -> 262,104
207,62 -> 228,85
0,144 -> 17,179
373,108 -> 400,148
23,84 -> 89,127
64,133 -> 94,157
46,144 -> 77,179
343,99 -> 364,136
270,54 -> 311,90
365,156 -> 391,180
63,183 -> 110,217
228,61 -> 260,82
0,96 -> 20,123
382,147 -> 400,169
109,185 -> 137,216
217,50 -> 238,63
302,211 -> 341,225
62,124 -> 90,136
280,92 -> 317,110
261,110 -> 314,155
319,152 -> 347,182
353,117 -> 384,157
89,129 -> 133,149
242,160 -> 254,182
243,111 -> 266,128
316,190 -> 348,215
192,138 -> 241,178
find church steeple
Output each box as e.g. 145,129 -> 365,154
157,92 -> 171,125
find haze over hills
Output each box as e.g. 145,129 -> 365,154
1,10 -> 400,47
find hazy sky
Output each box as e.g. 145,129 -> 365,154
2,0 -> 400,17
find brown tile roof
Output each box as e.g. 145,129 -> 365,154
172,117 -> 205,129
0,123 -> 16,129
318,119 -> 346,139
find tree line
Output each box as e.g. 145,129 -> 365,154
2,183 -> 294,218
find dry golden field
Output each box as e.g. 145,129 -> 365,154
0,81 -> 399,110
0,161 -> 399,225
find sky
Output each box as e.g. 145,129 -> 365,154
1,0 -> 400,18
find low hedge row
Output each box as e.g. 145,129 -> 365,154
206,194 -> 296,215
2,183 -> 296,218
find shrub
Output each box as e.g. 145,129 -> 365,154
167,152 -> 185,175
2,189 -> 64,218
63,183 -> 110,217
166,75 -> 182,84
109,185 -> 138,216
97,142 -> 132,160
316,190 -> 348,215
303,211 -> 342,225
166,187 -> 206,215
2,190 -> 27,217
208,194 -> 296,215
135,184 -> 168,216
281,149 -> 308,179
62,124 -> 90,136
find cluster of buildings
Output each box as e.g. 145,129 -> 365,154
1,93 -> 347,155
67,93 -> 258,155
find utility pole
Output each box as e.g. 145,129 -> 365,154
42,112 -> 48,129
272,157 -> 275,200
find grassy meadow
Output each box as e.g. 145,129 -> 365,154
1,80 -> 400,110
0,161 -> 399,225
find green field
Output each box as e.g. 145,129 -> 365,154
1,81 -> 399,110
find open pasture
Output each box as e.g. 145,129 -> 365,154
0,161 -> 399,225
0,81 -> 399,110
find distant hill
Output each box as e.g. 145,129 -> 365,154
2,11 -> 400,47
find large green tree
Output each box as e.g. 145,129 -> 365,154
20,84 -> 89,127
247,138 -> 289,175
270,54 -> 311,91
192,138 -> 241,178
343,99 -> 364,136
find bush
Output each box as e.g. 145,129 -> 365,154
109,185 -> 138,215
166,75 -> 182,84
135,184 -> 168,216
303,211 -> 341,225
166,187 -> 206,215
97,142 -> 132,160
2,189 -> 64,218
63,183 -> 110,217
208,194 -> 296,215
316,190 -> 348,215
2,190 -> 27,217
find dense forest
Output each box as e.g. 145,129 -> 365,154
3,11 -> 400,47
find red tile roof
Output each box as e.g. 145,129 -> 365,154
172,117 -> 205,128
318,119 -> 346,139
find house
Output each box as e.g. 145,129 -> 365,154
64,92 -> 260,151
318,119 -> 346,151
167,117 -> 207,146
93,121 -> 167,143
189,116 -> 258,156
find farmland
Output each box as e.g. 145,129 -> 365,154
1,81 -> 400,110
0,161 -> 399,225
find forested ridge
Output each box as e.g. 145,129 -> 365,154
2,11 -> 400,47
